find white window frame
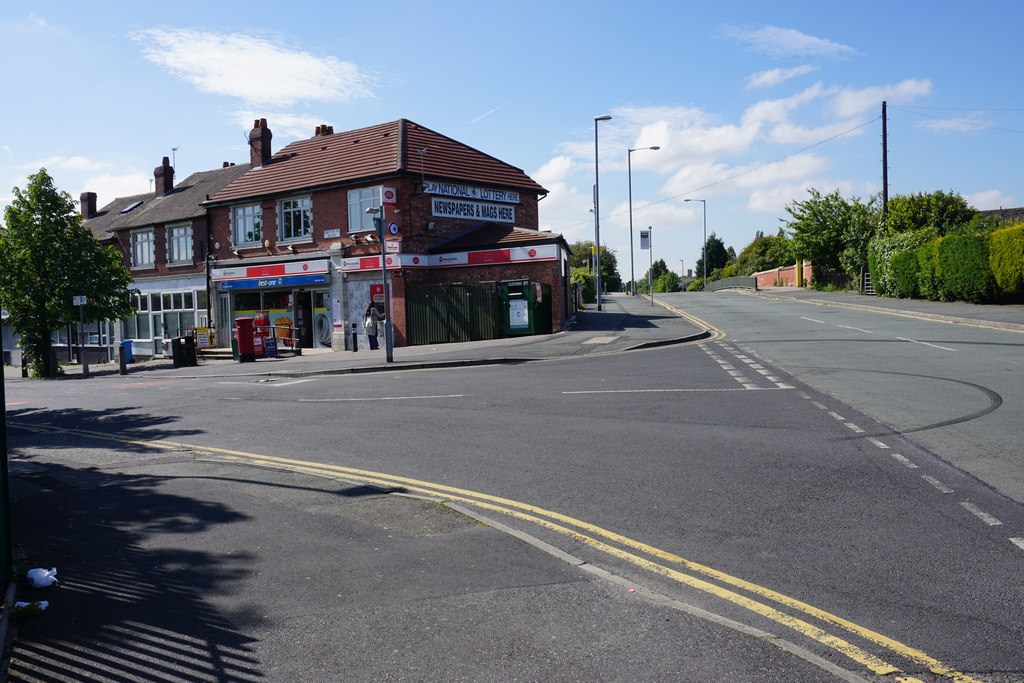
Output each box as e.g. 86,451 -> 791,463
131,229 -> 155,268
347,186 -> 382,233
166,223 -> 193,264
231,204 -> 262,246
279,196 -> 312,241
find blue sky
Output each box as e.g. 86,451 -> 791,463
3,1 -> 1023,282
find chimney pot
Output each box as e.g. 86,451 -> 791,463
80,191 -> 97,219
249,119 -> 273,167
154,157 -> 174,197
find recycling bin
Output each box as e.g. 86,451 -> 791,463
119,340 -> 133,363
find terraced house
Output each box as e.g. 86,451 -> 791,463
81,158 -> 249,361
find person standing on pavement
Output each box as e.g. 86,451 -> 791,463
363,302 -> 385,350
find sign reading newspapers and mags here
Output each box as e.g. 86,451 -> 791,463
431,197 -> 515,223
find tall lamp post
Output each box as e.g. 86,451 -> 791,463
685,198 -> 707,286
627,145 -> 660,296
365,206 -> 394,363
593,114 -> 611,310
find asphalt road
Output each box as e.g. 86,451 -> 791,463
3,291 -> 1024,681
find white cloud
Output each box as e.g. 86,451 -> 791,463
722,25 -> 857,59
533,155 -> 577,187
966,189 -> 1015,210
916,112 -> 994,134
132,29 -> 374,106
21,156 -> 109,172
746,65 -> 819,89
78,172 -> 151,205
829,78 -> 932,118
661,153 -> 828,199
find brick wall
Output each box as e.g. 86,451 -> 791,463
754,262 -> 813,288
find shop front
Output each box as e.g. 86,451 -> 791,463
211,260 -> 334,351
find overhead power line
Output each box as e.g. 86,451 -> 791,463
551,116 -> 879,233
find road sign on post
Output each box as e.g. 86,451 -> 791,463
74,295 -> 89,377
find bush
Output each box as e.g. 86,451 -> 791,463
938,232 -> 993,303
915,240 -> 944,301
867,228 -> 936,297
687,278 -> 705,292
570,267 -> 595,304
890,250 -> 919,298
988,222 -> 1024,297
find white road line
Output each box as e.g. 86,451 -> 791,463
838,325 -> 873,334
960,502 -> 1003,526
801,317 -> 825,324
810,401 -> 827,410
1010,538 -> 1024,552
563,387 -> 787,395
828,411 -> 845,421
867,438 -> 890,450
922,476 -> 954,494
845,423 -> 865,433
888,453 -> 918,469
896,337 -> 956,352
300,394 -> 465,402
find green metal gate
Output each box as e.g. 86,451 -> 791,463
407,283 -> 499,345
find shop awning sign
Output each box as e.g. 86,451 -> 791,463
219,273 -> 328,290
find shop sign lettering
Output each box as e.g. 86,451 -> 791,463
423,181 -> 519,204
431,198 -> 514,223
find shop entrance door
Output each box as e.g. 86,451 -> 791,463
293,291 -> 314,348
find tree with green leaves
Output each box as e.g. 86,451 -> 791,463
733,229 -> 794,276
0,169 -> 135,376
883,190 -> 975,236
695,233 -> 729,281
568,240 -> 621,293
784,188 -> 878,284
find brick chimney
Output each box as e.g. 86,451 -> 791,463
154,156 -> 174,196
80,192 -> 97,219
250,118 -> 273,167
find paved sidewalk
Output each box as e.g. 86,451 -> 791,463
3,292 -> 708,382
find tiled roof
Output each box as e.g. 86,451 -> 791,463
84,164 -> 251,241
207,119 -> 547,204
429,222 -> 567,254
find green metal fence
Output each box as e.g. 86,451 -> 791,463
406,283 -> 499,345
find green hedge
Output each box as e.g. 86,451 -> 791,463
938,232 -> 993,303
988,222 -> 1024,296
915,240 -> 944,301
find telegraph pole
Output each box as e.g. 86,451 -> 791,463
882,101 -> 888,221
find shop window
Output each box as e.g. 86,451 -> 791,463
232,204 -> 262,245
347,186 -> 382,233
279,197 -> 312,241
131,229 -> 155,268
167,223 -> 193,264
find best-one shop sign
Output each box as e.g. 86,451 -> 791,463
211,260 -> 330,289
431,198 -> 515,223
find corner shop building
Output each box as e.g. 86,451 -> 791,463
204,119 -> 569,350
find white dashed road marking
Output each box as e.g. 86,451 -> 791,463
960,502 -> 1003,527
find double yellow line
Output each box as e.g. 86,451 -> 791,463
10,421 -> 979,682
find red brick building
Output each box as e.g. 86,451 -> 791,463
204,119 -> 567,350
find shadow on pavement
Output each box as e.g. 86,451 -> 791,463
7,463 -> 261,681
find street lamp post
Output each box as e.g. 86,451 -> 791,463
365,206 -> 394,363
685,199 -> 707,286
593,115 -> 611,310
627,145 -> 660,296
